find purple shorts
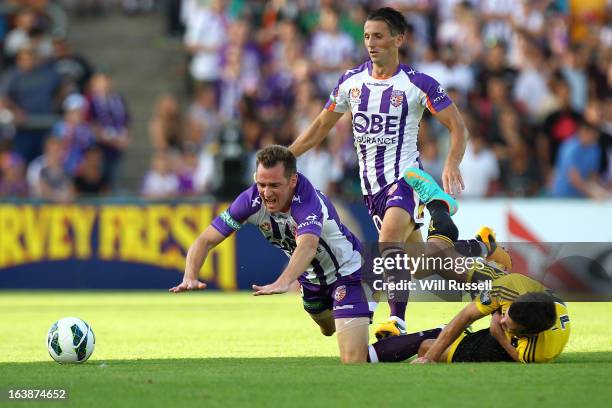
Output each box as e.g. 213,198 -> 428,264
300,272 -> 372,319
363,178 -> 424,233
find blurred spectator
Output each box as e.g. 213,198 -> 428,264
540,80 -> 583,177
29,0 -> 69,39
416,45 -> 474,95
475,43 -> 517,96
552,119 -> 607,199
480,0 -> 515,46
310,7 -> 355,94
219,19 -> 260,120
87,73 -> 130,186
186,84 -> 221,149
2,45 -> 64,163
74,146 -> 110,195
560,46 -> 589,113
52,93 -> 96,175
297,137 -> 343,196
149,93 -> 184,152
177,142 -> 215,195
0,151 -> 27,196
183,0 -> 229,91
4,7 -> 38,60
51,37 -> 94,94
501,137 -> 542,197
437,1 -> 482,63
36,137 -> 74,202
512,37 -> 554,120
459,133 -> 500,197
141,151 -> 179,198
387,1 -> 434,47
419,137 -> 444,185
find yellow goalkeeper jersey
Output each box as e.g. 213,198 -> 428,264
474,273 -> 571,363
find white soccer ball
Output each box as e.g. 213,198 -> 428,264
47,317 -> 95,364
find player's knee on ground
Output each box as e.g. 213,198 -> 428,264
309,310 -> 335,336
336,317 -> 369,363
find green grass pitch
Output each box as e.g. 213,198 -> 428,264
1,292 -> 611,408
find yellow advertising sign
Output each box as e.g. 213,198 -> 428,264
0,203 -> 236,290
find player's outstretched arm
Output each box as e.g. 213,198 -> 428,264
252,233 -> 319,296
489,311 -> 520,361
412,302 -> 484,364
288,109 -> 344,157
434,103 -> 468,196
169,226 -> 227,293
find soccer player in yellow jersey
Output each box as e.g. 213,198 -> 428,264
367,272 -> 571,364
415,273 -> 571,363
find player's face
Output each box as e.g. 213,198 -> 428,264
363,20 -> 402,67
500,312 -> 524,335
255,163 -> 298,213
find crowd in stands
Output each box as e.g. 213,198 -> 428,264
0,0 -> 130,202
0,0 -> 610,201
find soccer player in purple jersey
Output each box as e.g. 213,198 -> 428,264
289,7 -> 469,337
170,145 -> 372,363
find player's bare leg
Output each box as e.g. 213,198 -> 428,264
335,317 -> 369,363
309,310 -> 335,336
418,339 -> 451,362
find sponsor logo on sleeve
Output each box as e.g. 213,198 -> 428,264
220,210 -> 242,231
297,213 -> 322,230
432,86 -> 448,104
251,197 -> 261,207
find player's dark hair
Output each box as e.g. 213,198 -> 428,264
507,292 -> 557,335
256,145 -> 297,178
366,7 -> 408,36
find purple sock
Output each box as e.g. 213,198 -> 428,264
368,328 -> 442,363
389,302 -> 407,321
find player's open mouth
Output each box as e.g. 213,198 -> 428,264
265,198 -> 277,205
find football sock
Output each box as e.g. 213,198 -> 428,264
389,304 -> 407,322
367,328 -> 442,363
380,246 -> 410,320
426,201 -> 458,243
455,239 -> 488,257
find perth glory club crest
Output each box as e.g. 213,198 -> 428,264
390,90 -> 404,107
334,285 -> 346,302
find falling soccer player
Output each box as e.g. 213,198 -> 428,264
171,145 -> 372,363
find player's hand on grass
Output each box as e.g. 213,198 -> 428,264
411,356 -> 436,364
442,163 -> 464,196
252,280 -> 290,296
169,278 -> 207,293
